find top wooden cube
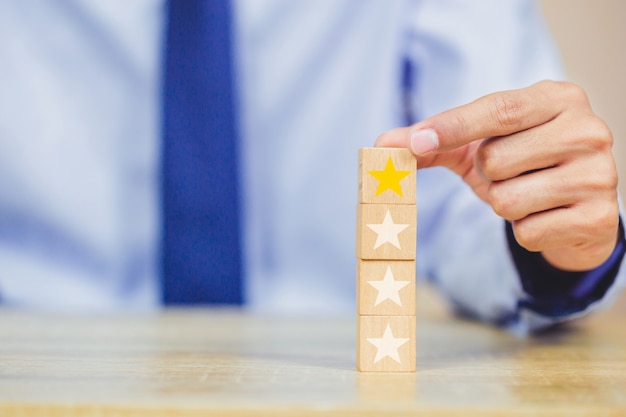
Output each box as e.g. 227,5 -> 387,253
359,148 -> 416,204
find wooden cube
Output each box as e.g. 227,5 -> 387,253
356,204 -> 416,260
356,373 -> 417,401
359,147 -> 416,205
357,260 -> 415,316
357,315 -> 416,372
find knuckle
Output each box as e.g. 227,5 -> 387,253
585,117 -> 614,151
583,154 -> 619,193
574,203 -> 619,260
567,114 -> 614,152
594,165 -> 619,192
606,169 -> 619,191
513,221 -> 544,252
557,81 -> 590,105
589,201 -> 619,233
450,112 -> 471,141
475,138 -> 502,180
488,183 -> 519,219
489,93 -> 526,130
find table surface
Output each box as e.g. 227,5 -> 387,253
1,285 -> 625,417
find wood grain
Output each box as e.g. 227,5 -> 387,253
356,203 -> 417,260
1,286 -> 626,416
357,315 -> 417,372
357,259 -> 416,316
358,147 -> 416,205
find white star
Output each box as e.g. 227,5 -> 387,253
368,266 -> 410,306
366,210 -> 409,249
366,323 -> 409,363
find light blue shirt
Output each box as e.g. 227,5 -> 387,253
1,0 -> 624,332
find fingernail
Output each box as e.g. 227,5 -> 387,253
410,128 -> 438,155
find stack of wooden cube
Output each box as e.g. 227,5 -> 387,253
356,147 -> 417,372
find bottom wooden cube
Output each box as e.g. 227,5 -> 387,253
357,315 -> 416,372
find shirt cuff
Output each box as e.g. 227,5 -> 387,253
505,218 -> 626,318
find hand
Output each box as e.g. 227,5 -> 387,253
376,80 -> 620,272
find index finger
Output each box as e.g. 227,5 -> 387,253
406,81 -> 570,155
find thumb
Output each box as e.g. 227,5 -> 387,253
375,127 -> 475,175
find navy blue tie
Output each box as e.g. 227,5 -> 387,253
161,0 -> 242,304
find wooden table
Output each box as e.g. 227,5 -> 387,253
1,286 -> 625,416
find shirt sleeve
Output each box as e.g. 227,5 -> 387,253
507,218 -> 626,318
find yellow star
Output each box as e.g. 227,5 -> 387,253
368,157 -> 411,197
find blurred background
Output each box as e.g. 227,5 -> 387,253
540,0 -> 625,309
540,0 -> 626,198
